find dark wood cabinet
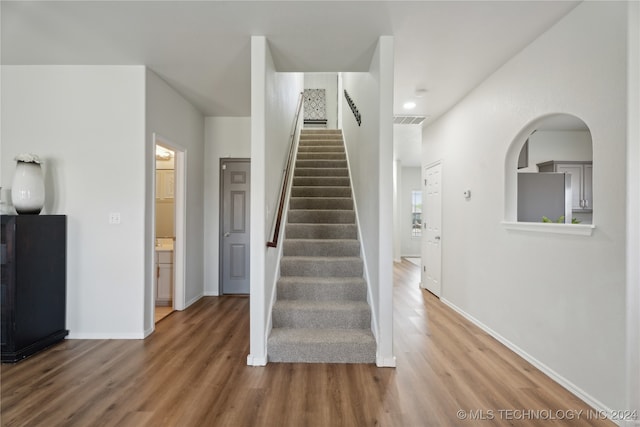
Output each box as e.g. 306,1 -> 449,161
1,215 -> 68,363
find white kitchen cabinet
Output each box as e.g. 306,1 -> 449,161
156,170 -> 175,200
537,161 -> 593,212
155,250 -> 173,306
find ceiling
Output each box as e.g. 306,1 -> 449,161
2,1 -> 580,120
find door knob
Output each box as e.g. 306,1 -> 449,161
224,232 -> 230,237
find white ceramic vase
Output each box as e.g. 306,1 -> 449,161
11,161 -> 45,214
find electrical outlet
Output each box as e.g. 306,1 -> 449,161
108,212 -> 121,224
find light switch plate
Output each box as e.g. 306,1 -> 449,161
109,212 -> 121,224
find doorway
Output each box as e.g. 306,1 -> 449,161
219,159 -> 251,295
423,161 -> 442,297
153,134 -> 186,324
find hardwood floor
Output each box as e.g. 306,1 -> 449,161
1,260 -> 613,426
154,306 -> 174,324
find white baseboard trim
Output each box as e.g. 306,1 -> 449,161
203,291 -> 219,296
376,355 -> 397,368
143,326 -> 154,338
183,293 -> 203,310
440,298 -> 620,426
247,354 -> 267,366
67,332 -> 145,339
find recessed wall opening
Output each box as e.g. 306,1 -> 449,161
505,114 -> 594,228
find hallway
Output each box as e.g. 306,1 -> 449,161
0,260 -> 613,426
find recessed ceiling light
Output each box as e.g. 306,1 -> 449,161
403,102 -> 416,110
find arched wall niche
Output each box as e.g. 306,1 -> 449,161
504,113 -> 593,225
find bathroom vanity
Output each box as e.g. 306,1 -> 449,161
155,240 -> 174,306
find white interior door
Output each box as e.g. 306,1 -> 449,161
423,162 -> 442,297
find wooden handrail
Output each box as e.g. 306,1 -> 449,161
267,92 -> 305,248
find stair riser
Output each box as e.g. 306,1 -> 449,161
298,146 -> 345,153
280,259 -> 363,277
291,187 -> 351,197
295,168 -> 349,177
289,198 -> 353,210
298,141 -> 344,147
272,307 -> 370,329
277,281 -> 366,301
283,240 -> 360,257
300,135 -> 343,140
296,160 -> 347,168
268,342 -> 375,364
293,177 -> 350,187
288,210 -> 355,224
286,224 -> 357,239
297,153 -> 346,161
301,130 -> 342,135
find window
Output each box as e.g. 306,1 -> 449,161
411,190 -> 422,237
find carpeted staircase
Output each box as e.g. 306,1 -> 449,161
268,129 -> 376,363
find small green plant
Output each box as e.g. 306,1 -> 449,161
541,215 -> 581,224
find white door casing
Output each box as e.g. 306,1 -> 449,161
423,162 -> 442,297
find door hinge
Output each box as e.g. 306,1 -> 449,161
222,164 -> 227,170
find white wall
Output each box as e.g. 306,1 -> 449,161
342,36 -> 395,367
145,69 -> 205,332
422,1 -> 626,413
304,73 -> 338,129
520,130 -> 592,172
203,117 -> 251,296
249,36 -> 304,365
392,160 -> 402,262
401,167 -> 421,257
1,66 -> 147,338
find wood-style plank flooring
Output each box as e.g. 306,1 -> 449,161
154,306 -> 174,324
1,260 -> 613,426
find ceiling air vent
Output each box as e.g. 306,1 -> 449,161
394,116 -> 426,125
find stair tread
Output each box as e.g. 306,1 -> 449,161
281,256 -> 362,262
289,208 -> 354,212
283,238 -> 359,243
290,197 -> 352,200
269,328 -> 374,344
285,222 -> 357,230
274,300 -> 370,310
292,186 -> 351,189
285,223 -> 357,239
278,276 -> 365,284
